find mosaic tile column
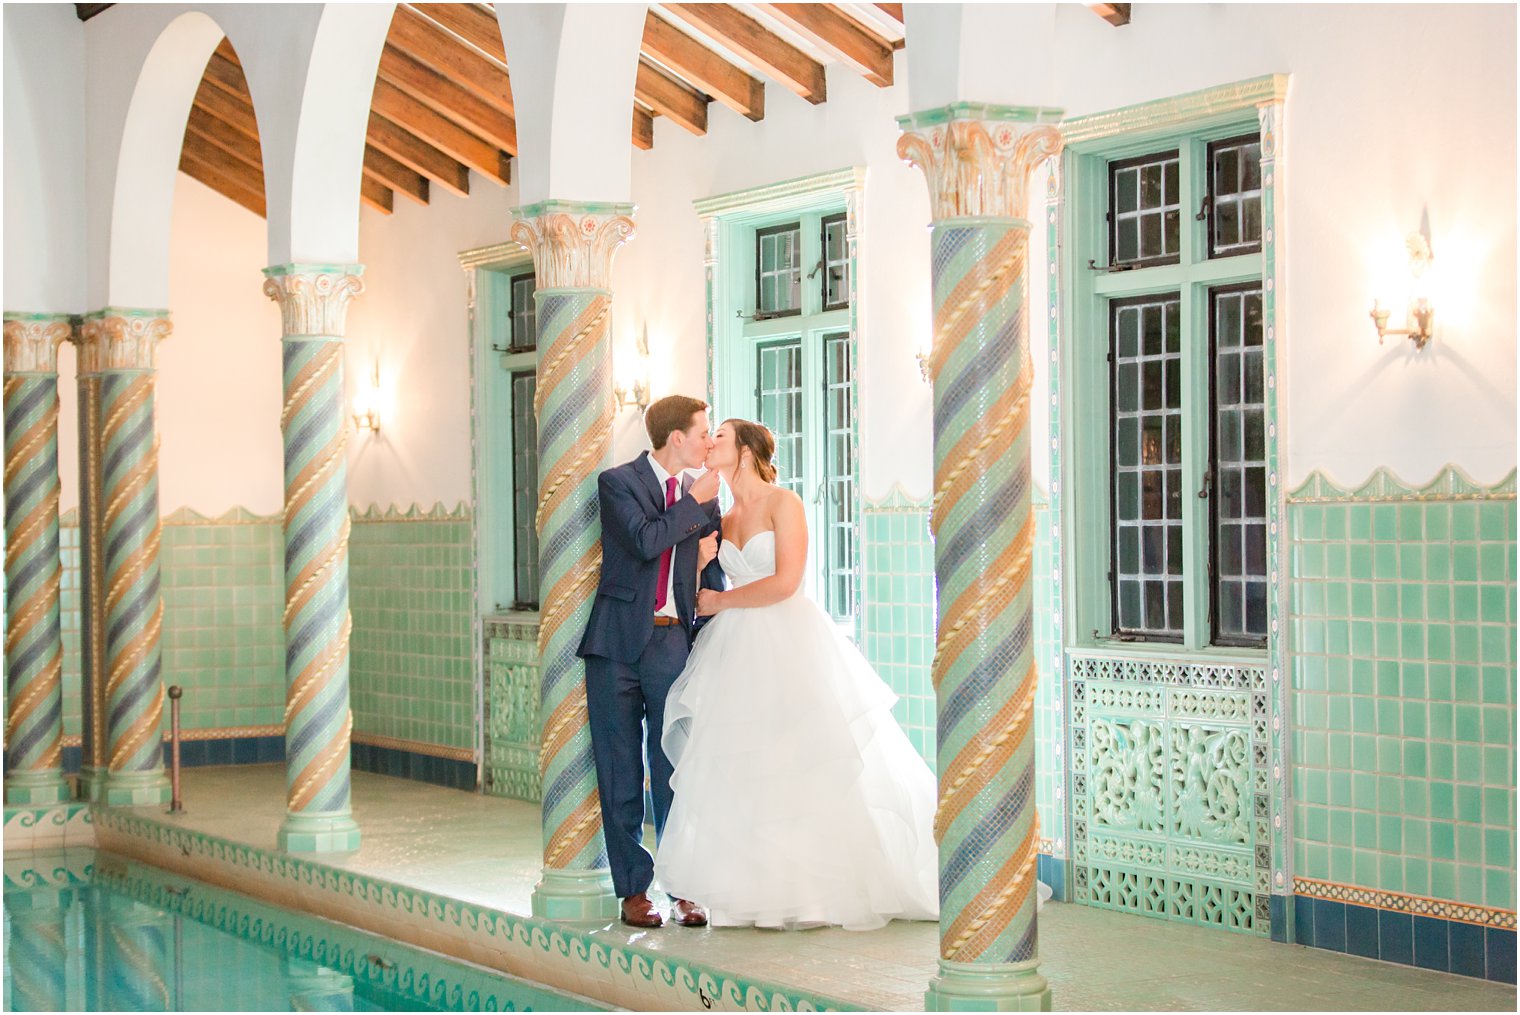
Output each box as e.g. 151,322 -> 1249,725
3,314 -> 74,805
79,311 -> 174,807
898,106 -> 1063,1012
99,895 -> 172,1011
262,266 -> 365,853
509,201 -> 634,921
76,320 -> 108,801
3,878 -> 71,1010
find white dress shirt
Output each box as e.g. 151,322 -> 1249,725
647,455 -> 684,619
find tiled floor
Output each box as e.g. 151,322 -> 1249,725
94,766 -> 1516,1011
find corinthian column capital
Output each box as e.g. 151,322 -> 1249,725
3,315 -> 73,375
897,104 -> 1065,221
509,201 -> 636,290
262,265 -> 366,339
78,311 -> 172,374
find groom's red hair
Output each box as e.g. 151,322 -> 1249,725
646,395 -> 709,450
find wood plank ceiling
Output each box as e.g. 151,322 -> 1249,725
169,3 -> 908,219
73,3 -> 1131,220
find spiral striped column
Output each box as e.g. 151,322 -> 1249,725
3,314 -> 73,805
3,882 -> 70,1011
263,266 -> 365,853
510,202 -> 633,922
100,898 -> 171,1012
899,110 -> 1063,1012
80,312 -> 174,807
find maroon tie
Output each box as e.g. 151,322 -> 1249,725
654,476 -> 678,612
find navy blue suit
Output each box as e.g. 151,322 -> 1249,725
576,451 -> 723,898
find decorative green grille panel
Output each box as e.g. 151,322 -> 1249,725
484,618 -> 541,802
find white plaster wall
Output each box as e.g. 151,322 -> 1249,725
3,3 -> 88,314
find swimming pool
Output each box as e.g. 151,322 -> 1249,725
3,849 -> 610,1012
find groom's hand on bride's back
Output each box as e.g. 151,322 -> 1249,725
689,469 -> 721,503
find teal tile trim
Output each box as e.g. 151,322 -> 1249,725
2,802 -> 94,850
1294,876 -> 1515,930
1289,466 -> 1518,503
93,807 -> 864,1012
88,854 -> 609,1011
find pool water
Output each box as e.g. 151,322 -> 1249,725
3,850 -> 609,1012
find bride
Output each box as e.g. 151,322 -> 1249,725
653,418 -> 939,931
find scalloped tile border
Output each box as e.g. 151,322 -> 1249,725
92,808 -> 860,1012
1289,466 -> 1517,503
2,803 -> 94,852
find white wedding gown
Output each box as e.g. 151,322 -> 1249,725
653,530 -> 940,931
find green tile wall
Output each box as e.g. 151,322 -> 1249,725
158,517 -> 284,730
862,502 -> 937,767
1034,500 -> 1063,854
349,512 -> 475,751
1290,497 -> 1517,912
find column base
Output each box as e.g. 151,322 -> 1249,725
925,958 -> 1052,1012
530,866 -> 619,923
278,810 -> 361,853
99,769 -> 171,807
4,771 -> 71,806
78,766 -> 107,803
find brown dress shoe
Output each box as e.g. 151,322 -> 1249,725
670,898 -> 708,927
620,893 -> 663,928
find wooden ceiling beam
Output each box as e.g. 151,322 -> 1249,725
404,2 -> 505,64
364,145 -> 429,206
642,11 -> 763,122
756,4 -> 894,87
634,57 -> 708,136
387,5 -> 513,116
186,104 -> 262,174
367,112 -> 471,199
1089,3 -> 1132,27
192,80 -> 260,144
632,107 -> 654,151
179,133 -> 266,216
377,45 -> 517,156
661,4 -> 825,105
371,78 -> 511,186
874,3 -> 904,24
361,175 -> 395,215
202,52 -> 253,104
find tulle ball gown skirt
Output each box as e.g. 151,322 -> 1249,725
654,592 -> 940,931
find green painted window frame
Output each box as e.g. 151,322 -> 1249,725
1062,115 -> 1268,656
696,168 -> 865,634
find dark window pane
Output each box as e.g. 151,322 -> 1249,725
1109,149 -> 1181,265
1211,283 -> 1268,645
511,371 -> 541,606
1208,134 -> 1264,258
756,223 -> 803,316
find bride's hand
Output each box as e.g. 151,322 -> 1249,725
697,532 -> 719,570
696,588 -> 724,616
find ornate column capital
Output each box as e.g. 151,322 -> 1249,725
262,264 -> 366,339
3,314 -> 74,374
897,104 -> 1065,221
509,201 -> 635,290
78,310 -> 172,374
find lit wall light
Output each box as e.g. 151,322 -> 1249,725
915,341 -> 933,383
352,360 -> 383,434
1370,232 -> 1436,350
614,325 -> 652,410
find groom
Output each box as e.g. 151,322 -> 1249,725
577,395 -> 724,928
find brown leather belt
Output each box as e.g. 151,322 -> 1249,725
652,615 -> 682,627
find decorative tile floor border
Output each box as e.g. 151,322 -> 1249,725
2,803 -> 94,852
89,853 -> 608,1012
353,732 -> 474,764
1293,892 -> 1517,984
93,808 -> 862,1012
1294,876 -> 1517,930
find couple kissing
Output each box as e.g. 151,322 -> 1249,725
576,395 -> 938,932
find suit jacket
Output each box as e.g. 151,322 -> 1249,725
577,451 -> 725,664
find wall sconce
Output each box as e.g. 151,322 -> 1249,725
352,360 -> 382,434
1370,232 -> 1436,350
614,326 -> 653,411
915,342 -> 933,384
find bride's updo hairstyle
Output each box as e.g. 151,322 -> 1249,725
724,418 -> 778,484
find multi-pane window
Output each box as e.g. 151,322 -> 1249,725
822,332 -> 855,617
1211,285 -> 1267,642
821,213 -> 850,310
1208,135 -> 1264,257
1078,125 -> 1266,649
1111,296 -> 1184,639
1110,150 -> 1181,266
756,339 -> 805,500
509,370 -> 540,608
509,271 -> 537,350
756,223 -> 802,318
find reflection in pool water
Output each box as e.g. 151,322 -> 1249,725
3,850 -> 607,1012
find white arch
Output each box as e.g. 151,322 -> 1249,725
497,2 -> 645,205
